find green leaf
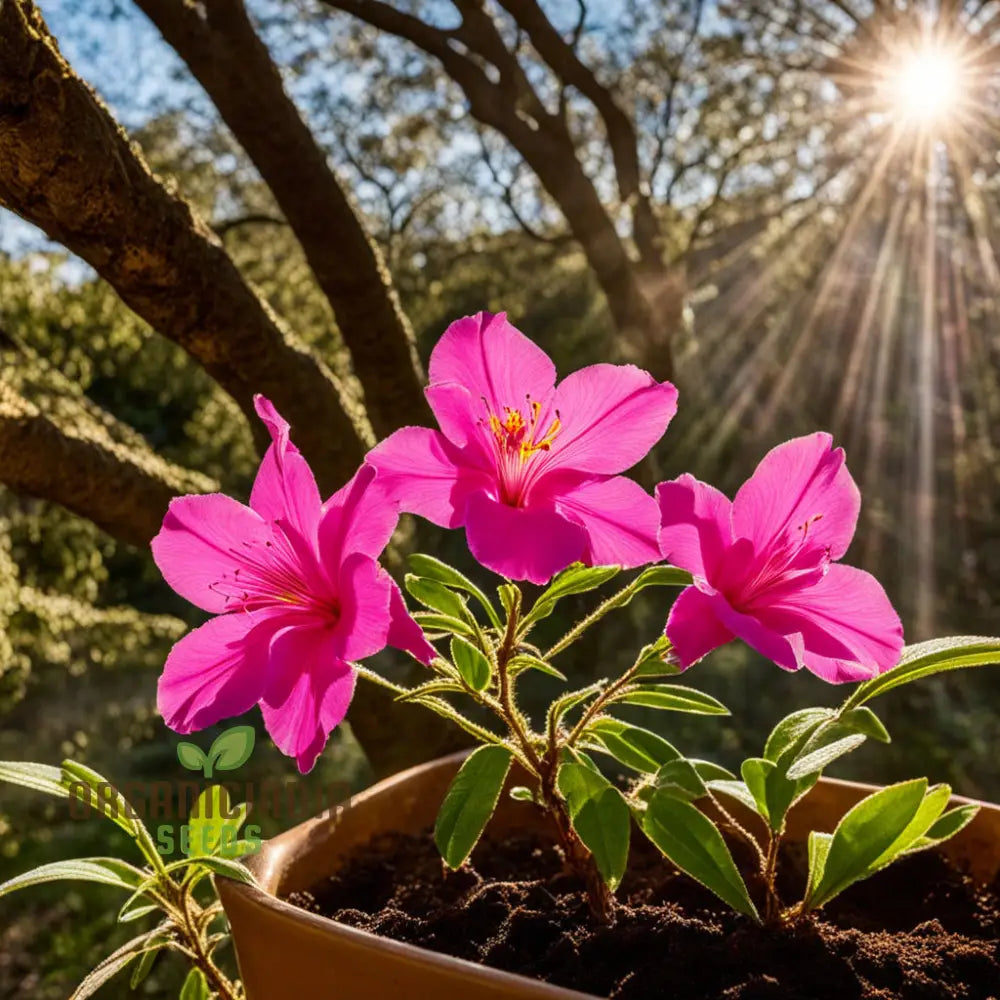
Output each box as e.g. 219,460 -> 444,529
610,683 -> 729,715
118,896 -> 159,924
0,858 -> 144,899
840,706 -> 891,742
180,968 -> 210,1000
690,760 -> 737,782
707,779 -> 760,814
806,831 -> 833,898
69,929 -> 164,1000
434,745 -> 513,868
557,763 -> 631,891
0,760 -> 66,798
846,636 -> 1000,708
405,575 -> 472,623
547,680 -> 605,731
509,785 -> 535,803
207,725 -> 255,773
785,733 -> 867,781
412,611 -> 476,639
904,803 -> 980,854
176,742 -> 207,772
497,583 -> 520,619
806,778 -> 929,909
641,790 -> 759,920
129,942 -> 162,989
509,654 -> 567,681
740,756 -> 817,832
395,679 -> 466,701
633,636 -> 681,677
763,708 -> 836,763
631,565 -> 695,592
585,718 -> 681,773
525,563 -> 622,623
163,854 -> 257,886
409,553 -> 503,628
652,759 -> 709,802
450,635 -> 492,692
60,761 -> 163,869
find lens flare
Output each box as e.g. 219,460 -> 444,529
886,45 -> 963,124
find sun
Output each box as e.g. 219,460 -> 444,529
883,44 -> 964,126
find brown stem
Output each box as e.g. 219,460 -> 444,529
496,592 -> 613,924
565,665 -> 639,748
177,885 -> 242,1000
762,830 -> 783,924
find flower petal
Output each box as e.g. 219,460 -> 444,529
157,612 -> 277,733
665,586 -> 735,669
333,553 -> 392,662
710,593 -> 806,674
732,433 -> 860,561
425,382 -> 489,457
545,364 -> 677,475
553,475 -> 660,569
151,494 -> 271,614
387,575 -> 437,664
319,464 -> 398,569
656,474 -> 733,580
428,312 -> 556,416
261,625 -> 356,773
756,564 -> 904,683
365,427 -> 490,528
250,396 -> 322,538
464,491 -> 586,584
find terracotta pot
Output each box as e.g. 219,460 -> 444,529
218,752 -> 1000,1000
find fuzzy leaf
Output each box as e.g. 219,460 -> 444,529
611,684 -> 729,715
180,968 -> 210,1000
785,734 -> 867,781
846,637 -> 1000,708
526,563 -> 621,623
763,709 -> 836,763
450,635 -> 492,692
586,718 -> 681,774
0,760 -> 68,798
904,803 -> 980,855
806,779 -> 929,909
405,575 -> 472,622
557,763 -> 631,891
0,858 -> 144,899
509,654 -> 567,681
408,553 -> 502,628
434,746 -> 512,868
412,611 -> 477,639
641,791 -> 759,920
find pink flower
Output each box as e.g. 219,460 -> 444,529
657,433 -> 903,682
152,396 -> 434,773
366,312 -> 678,583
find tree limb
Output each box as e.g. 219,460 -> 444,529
134,0 -> 432,439
0,0 -> 368,495
319,0 -> 674,376
0,377 -> 216,550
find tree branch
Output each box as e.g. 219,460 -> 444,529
494,0 -> 661,265
0,360 -> 216,549
0,0 -> 368,495
320,0 -> 673,375
134,0 -> 432,439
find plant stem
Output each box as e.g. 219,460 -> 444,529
498,590 -> 614,924
762,830 -> 782,923
565,665 -> 639,748
177,884 -> 242,1000
542,579 -> 638,659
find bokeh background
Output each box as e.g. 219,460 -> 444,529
1,0 -> 998,995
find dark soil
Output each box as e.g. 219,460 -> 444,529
287,828 -> 1000,999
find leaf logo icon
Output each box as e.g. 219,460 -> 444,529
176,725 -> 255,778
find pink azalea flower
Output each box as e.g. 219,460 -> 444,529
366,312 -> 678,584
152,396 -> 434,773
657,433 -> 903,682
